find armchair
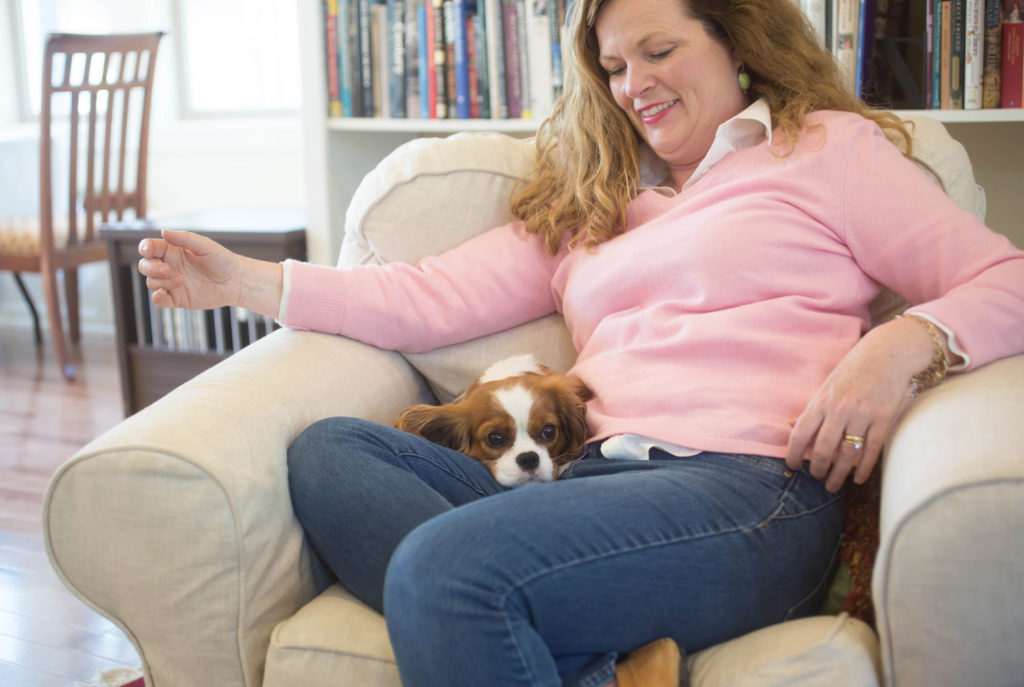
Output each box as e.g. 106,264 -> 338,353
44,119 -> 1024,687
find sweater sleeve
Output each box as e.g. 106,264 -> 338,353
279,221 -> 564,353
839,116 -> 1024,370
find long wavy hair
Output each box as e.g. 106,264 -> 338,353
511,0 -> 913,255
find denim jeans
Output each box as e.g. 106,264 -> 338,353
287,417 -> 845,687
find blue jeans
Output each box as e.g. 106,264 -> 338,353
287,417 -> 845,687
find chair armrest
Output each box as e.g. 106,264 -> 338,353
874,353 -> 1024,687
44,329 -> 432,687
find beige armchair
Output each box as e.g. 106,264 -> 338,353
45,119 -> 1024,687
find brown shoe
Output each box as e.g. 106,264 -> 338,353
615,637 -> 684,687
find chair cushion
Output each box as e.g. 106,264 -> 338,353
0,218 -> 42,256
263,585 -> 879,687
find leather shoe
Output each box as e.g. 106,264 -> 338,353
615,637 -> 685,687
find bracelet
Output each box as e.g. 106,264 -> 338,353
896,314 -> 950,398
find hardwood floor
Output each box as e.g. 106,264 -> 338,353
0,324 -> 140,685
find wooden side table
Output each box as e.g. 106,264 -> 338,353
102,207 -> 307,415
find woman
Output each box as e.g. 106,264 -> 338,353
137,0 -> 1024,685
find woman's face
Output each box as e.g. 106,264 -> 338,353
595,0 -> 747,183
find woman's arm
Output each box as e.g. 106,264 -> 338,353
138,229 -> 284,317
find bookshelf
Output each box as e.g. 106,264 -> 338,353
297,0 -> 1024,267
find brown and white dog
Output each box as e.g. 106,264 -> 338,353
394,354 -> 593,486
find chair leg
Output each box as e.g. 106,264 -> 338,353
65,266 -> 80,343
12,273 -> 43,344
41,266 -> 75,380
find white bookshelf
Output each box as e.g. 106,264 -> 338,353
296,0 -> 1024,266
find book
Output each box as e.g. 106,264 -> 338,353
324,0 -> 343,117
800,0 -> 830,47
965,0 -> 985,108
548,0 -> 564,98
387,0 -> 408,117
527,0 -> 554,119
433,0 -> 448,118
486,0 -> 508,117
950,0 -> 966,107
940,0 -> 953,107
515,0 -> 532,117
405,0 -> 421,117
358,0 -> 375,116
502,0 -> 524,118
450,0 -> 471,118
373,1 -> 390,116
472,6 -> 491,118
836,0 -> 862,94
982,0 -> 1003,106
339,0 -> 356,115
1002,3 -> 1024,107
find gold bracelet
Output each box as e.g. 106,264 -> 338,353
896,314 -> 950,398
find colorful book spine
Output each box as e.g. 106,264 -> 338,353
472,6 -> 491,118
339,0 -> 355,115
502,0 -> 524,118
433,0 -> 448,118
982,0 -> 1002,107
965,0 -> 985,108
950,0 -> 966,107
940,0 -> 952,108
405,0 -> 421,117
1002,7 -> 1024,107
324,0 -> 343,117
452,0 -> 472,118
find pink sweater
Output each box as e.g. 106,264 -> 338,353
283,111 -> 1024,458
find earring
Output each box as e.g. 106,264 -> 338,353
738,66 -> 751,92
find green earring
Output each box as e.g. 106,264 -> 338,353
738,68 -> 751,92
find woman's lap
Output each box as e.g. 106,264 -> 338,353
287,416 -> 845,687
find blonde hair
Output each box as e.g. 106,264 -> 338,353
512,0 -> 913,255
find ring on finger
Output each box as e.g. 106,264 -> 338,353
843,434 -> 865,451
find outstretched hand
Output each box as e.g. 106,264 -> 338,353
137,229 -> 242,310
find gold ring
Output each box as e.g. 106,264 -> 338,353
843,434 -> 865,450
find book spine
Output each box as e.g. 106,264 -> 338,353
502,0 -> 523,118
373,2 -> 390,116
388,0 -> 408,117
339,0 -> 355,115
982,0 -> 1002,107
965,0 -> 985,108
940,0 -> 952,108
406,0 -> 421,117
950,0 -> 966,107
1002,19 -> 1024,107
926,0 -> 935,107
527,0 -> 554,118
324,0 -> 343,117
359,0 -> 375,116
548,0 -> 564,97
423,0 -> 437,117
515,0 -> 532,118
452,0 -> 472,117
836,0 -> 861,94
433,0 -> 448,117
486,0 -> 507,118
443,0 -> 458,116
473,6 -> 491,118
855,0 -> 871,98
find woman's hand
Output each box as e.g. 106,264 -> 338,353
785,316 -> 941,492
137,229 -> 283,317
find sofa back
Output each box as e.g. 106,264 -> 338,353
339,120 -> 985,401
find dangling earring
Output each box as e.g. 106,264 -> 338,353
738,66 -> 751,92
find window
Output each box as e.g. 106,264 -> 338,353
15,0 -> 301,119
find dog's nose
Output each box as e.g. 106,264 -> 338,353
516,452 -> 539,471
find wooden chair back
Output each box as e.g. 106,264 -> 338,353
39,32 -> 164,259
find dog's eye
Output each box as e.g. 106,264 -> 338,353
540,425 -> 557,442
486,432 -> 506,447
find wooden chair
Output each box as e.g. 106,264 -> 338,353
0,32 -> 163,379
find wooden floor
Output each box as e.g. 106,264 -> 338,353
0,325 -> 140,685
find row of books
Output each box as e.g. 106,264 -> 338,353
128,269 -> 276,353
323,0 -> 567,119
800,0 -> 1024,109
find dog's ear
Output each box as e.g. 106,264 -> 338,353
554,379 -> 592,463
395,405 -> 472,453
566,375 -> 593,403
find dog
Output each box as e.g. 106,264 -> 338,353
394,354 -> 593,486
